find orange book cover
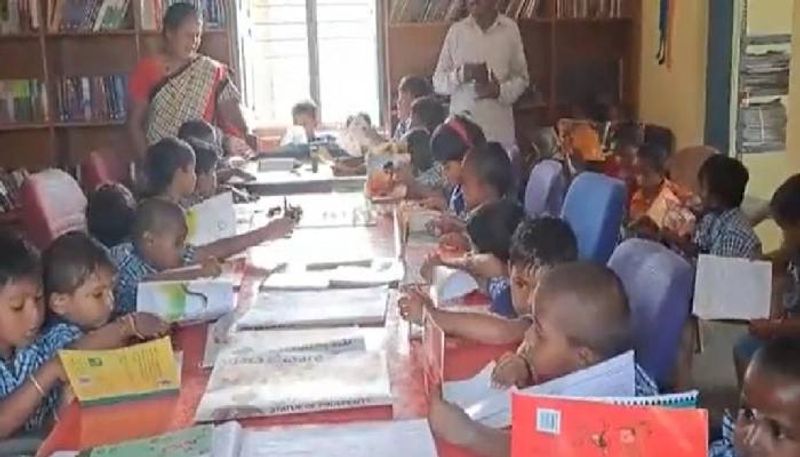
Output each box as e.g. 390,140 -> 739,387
511,394 -> 708,457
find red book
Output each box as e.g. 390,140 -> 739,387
511,394 -> 708,457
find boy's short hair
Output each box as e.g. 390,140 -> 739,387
0,230 -> 40,287
177,119 -> 219,146
752,337 -> 800,379
635,143 -> 667,174
43,231 -> 115,297
509,217 -> 578,270
185,137 -> 221,175
537,262 -> 631,358
398,75 -> 432,99
144,137 -> 196,196
86,183 -> 136,248
770,174 -> 800,227
292,100 -> 318,119
132,198 -> 186,244
462,142 -> 514,198
698,154 -> 749,208
410,96 -> 446,133
466,198 -> 524,262
431,115 -> 486,163
402,129 -> 434,173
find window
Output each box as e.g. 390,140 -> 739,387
240,0 -> 380,127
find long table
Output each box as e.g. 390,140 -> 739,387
38,194 -> 512,457
237,161 -> 366,196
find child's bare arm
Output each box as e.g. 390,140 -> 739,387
429,396 -> 510,457
69,313 -> 170,350
431,309 -> 529,345
195,217 -> 295,261
147,259 -> 221,282
750,316 -> 800,339
0,359 -> 64,439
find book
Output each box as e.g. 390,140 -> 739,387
236,286 -> 389,330
58,337 -> 180,406
0,79 -> 47,124
693,255 -> 772,321
431,266 -> 479,304
0,0 -> 39,34
55,75 -> 128,122
194,350 -> 393,422
510,395 -> 708,457
136,278 -> 236,324
645,185 -> 695,237
186,192 -> 236,245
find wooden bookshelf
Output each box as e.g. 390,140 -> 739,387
0,0 -> 235,171
382,0 -> 641,146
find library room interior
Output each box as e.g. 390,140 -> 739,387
1,0 -> 800,456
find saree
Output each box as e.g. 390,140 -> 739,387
142,55 -> 242,145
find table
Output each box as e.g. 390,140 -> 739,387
237,161 -> 365,196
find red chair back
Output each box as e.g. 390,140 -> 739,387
79,149 -> 131,193
20,169 -> 87,249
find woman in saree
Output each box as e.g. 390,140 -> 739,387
127,2 -> 249,161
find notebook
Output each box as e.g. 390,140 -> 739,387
186,192 -> 237,245
136,279 -> 236,324
431,266 -> 480,304
693,254 -> 772,320
511,395 -> 708,457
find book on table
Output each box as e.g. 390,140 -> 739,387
186,192 -> 236,245
136,278 -> 235,324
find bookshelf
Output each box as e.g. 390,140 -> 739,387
0,0 -> 235,171
382,0 -> 641,148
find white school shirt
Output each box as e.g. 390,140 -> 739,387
433,14 -> 529,149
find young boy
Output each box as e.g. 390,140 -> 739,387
111,198 -> 294,314
398,96 -> 448,197
143,137 -> 197,205
184,137 -> 220,201
394,76 -> 433,141
427,262 -> 657,457
709,337 -> 800,457
291,101 -> 319,143
178,119 -> 256,189
86,183 -> 136,248
627,143 -> 693,226
669,154 -> 761,260
400,216 -> 577,343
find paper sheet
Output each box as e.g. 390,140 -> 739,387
186,192 -> 237,246
693,255 -> 772,320
260,270 -> 332,290
328,258 -> 405,287
431,266 -> 480,303
136,279 -> 236,324
443,362 -> 497,409
238,419 -> 437,457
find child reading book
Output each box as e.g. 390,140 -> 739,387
400,217 -> 577,344
709,337 -> 800,457
184,136 -> 220,201
427,262 -> 658,457
143,137 -> 197,205
178,119 -> 256,187
86,183 -> 136,249
111,198 -> 294,314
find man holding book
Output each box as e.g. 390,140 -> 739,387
432,0 -> 529,152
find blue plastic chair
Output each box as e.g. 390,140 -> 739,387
524,159 -> 567,218
608,238 -> 694,387
560,172 -> 626,263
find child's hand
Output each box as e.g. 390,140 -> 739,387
431,215 -> 463,234
398,286 -> 433,325
491,352 -> 531,389
420,195 -> 446,212
263,216 -> 296,240
749,318 -> 776,339
129,312 -> 171,340
201,257 -> 223,278
232,168 -> 257,182
420,251 -> 444,283
438,232 -> 470,255
428,393 -> 474,446
60,385 -> 75,410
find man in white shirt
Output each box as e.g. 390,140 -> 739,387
433,0 -> 529,151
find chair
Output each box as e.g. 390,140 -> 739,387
666,145 -> 717,196
20,169 -> 87,249
608,238 -> 694,387
78,149 -> 131,193
524,159 -> 567,217
560,172 -> 626,263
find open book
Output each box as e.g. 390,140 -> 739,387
261,258 -> 405,290
58,337 -> 180,406
693,254 -> 772,320
646,185 -> 695,236
431,266 -> 480,304
186,192 -> 237,245
136,279 -> 236,324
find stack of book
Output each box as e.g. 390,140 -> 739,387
0,168 -> 28,215
0,0 -> 41,34
556,0 -> 624,19
47,0 -> 131,32
55,75 -> 128,123
741,50 -> 791,97
0,79 -> 48,124
739,99 -> 787,153
141,0 -> 226,31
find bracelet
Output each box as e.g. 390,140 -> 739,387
29,374 -> 45,398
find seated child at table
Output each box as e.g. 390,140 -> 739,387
110,198 -> 294,314
290,100 -> 319,144
398,96 -> 447,197
428,262 -> 658,457
144,137 -> 197,205
178,119 -> 255,186
399,216 -> 577,344
86,183 -> 136,249
733,174 -> 800,383
601,125 -> 640,194
709,337 -> 800,457
668,154 -> 761,259
393,75 -> 433,141
184,136 -> 220,202
43,232 -> 169,349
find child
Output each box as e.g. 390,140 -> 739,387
709,337 -> 800,457
427,262 -> 658,457
627,143 -> 693,226
669,154 -> 761,259
110,198 -> 294,314
178,119 -> 256,188
398,96 -> 447,195
184,137 -> 220,201
394,75 -> 433,141
143,137 -> 197,205
291,101 -> 319,143
43,232 -> 169,346
399,217 -> 577,344
86,183 -> 136,248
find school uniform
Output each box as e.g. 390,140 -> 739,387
708,412 -> 736,457
693,208 -> 762,259
110,242 -> 197,314
449,185 -> 466,219
487,277 -> 515,318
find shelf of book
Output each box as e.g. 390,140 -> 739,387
53,120 -> 126,128
46,29 -> 137,37
0,123 -> 51,132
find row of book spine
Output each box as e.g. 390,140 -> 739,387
556,0 -> 624,19
0,79 -> 48,124
499,0 -> 541,20
56,75 -> 127,122
0,0 -> 40,34
141,0 -> 226,31
47,0 -> 131,32
389,0 -> 463,24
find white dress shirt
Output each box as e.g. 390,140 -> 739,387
433,14 -> 529,149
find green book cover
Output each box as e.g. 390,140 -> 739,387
79,425 -> 213,457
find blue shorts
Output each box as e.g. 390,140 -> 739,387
734,333 -> 764,363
